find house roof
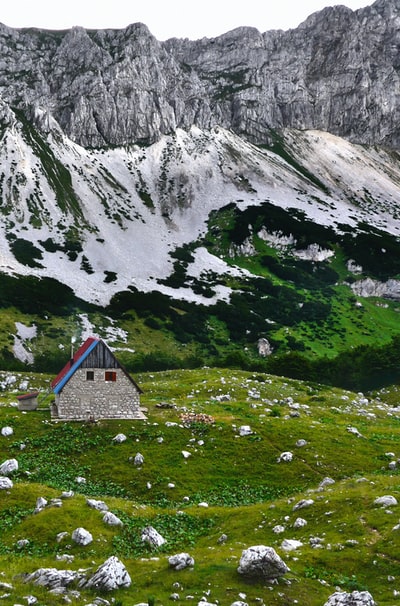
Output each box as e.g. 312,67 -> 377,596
51,336 -> 142,395
51,337 -> 100,394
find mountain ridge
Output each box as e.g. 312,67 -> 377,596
0,0 -> 399,148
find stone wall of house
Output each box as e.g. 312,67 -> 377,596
52,368 -> 145,421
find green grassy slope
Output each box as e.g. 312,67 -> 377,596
0,368 -> 399,604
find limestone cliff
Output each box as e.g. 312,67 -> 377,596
0,0 -> 399,148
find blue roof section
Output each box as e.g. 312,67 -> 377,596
53,339 -> 99,394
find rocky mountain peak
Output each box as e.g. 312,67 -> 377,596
0,0 -> 397,149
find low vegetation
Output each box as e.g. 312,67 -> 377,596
0,368 -> 399,604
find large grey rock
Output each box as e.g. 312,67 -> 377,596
80,556 -> 131,591
23,568 -> 82,589
323,590 -> 376,606
237,545 -> 289,579
0,458 -> 18,475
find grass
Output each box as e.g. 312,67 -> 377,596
0,368 -> 399,603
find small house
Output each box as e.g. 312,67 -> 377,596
50,337 -> 145,421
17,392 -> 39,411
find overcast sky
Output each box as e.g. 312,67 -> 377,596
0,1 -> 375,40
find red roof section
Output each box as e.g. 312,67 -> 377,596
51,337 -> 99,389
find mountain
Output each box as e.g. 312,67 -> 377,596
0,0 -> 399,148
0,0 -> 400,387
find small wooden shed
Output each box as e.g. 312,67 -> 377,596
50,337 -> 145,421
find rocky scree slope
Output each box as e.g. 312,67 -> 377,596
1,101 -> 400,307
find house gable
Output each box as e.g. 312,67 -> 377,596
50,337 -> 145,421
52,338 -> 142,395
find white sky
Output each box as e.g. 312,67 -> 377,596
0,1 -> 375,40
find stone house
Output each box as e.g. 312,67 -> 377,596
50,337 -> 145,421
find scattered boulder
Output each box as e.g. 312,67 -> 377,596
293,517 -> 307,528
80,556 -> 131,591
0,458 -> 18,475
0,476 -> 13,490
296,439 -> 307,447
113,433 -> 127,443
34,497 -> 47,513
60,490 -> 74,498
272,525 -> 285,534
182,450 -> 191,459
103,512 -> 123,526
237,545 -> 289,580
257,338 -> 273,357
16,539 -> 30,548
141,526 -> 165,547
1,427 -> 13,437
347,426 -> 364,438
277,452 -> 293,463
72,527 -> 93,546
374,495 -> 398,507
293,498 -> 314,511
238,426 -> 253,437
323,590 -> 376,605
133,452 -> 144,466
23,568 -> 82,590
87,498 -> 109,511
319,477 -> 335,489
281,539 -> 303,551
168,553 -> 195,570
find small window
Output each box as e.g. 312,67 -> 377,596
86,371 -> 94,381
105,371 -> 117,382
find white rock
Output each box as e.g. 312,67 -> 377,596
347,426 -> 363,438
141,526 -> 165,547
272,525 -> 285,534
323,590 -> 376,605
80,556 -> 131,590
293,498 -> 314,511
72,527 -> 93,546
281,539 -> 303,551
293,517 -> 307,528
278,451 -> 293,463
374,495 -> 398,507
113,433 -> 127,443
296,439 -> 307,447
237,545 -> 289,579
0,459 -> 18,475
134,452 -> 144,466
35,497 -> 47,512
239,425 -> 253,436
103,512 -> 123,526
182,450 -> 191,459
1,427 -> 13,437
168,553 -> 195,570
0,476 -> 13,490
87,498 -> 109,511
319,477 -> 335,489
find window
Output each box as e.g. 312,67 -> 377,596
105,371 -> 117,382
86,371 -> 94,381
